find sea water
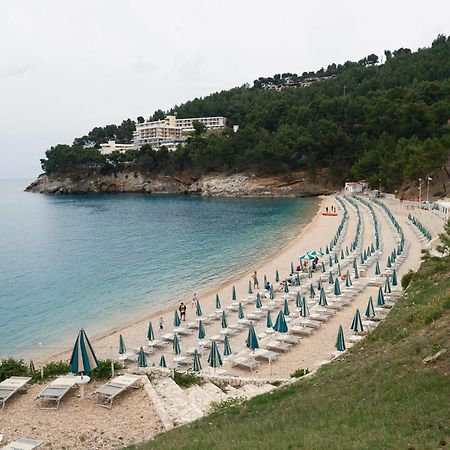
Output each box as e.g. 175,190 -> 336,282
0,179 -> 318,358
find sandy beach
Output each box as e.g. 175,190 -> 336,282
0,193 -> 445,449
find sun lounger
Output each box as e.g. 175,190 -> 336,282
251,349 -> 278,362
348,335 -> 365,344
231,357 -> 260,372
149,339 -> 167,349
289,326 -> 313,336
91,374 -> 142,409
309,314 -> 330,323
0,376 -> 32,412
187,321 -> 199,329
220,327 -> 238,336
162,333 -> 176,342
173,355 -> 190,366
276,335 -> 300,345
173,326 -> 191,335
228,323 -> 245,331
1,438 -> 44,450
36,376 -> 78,410
201,368 -> 228,377
266,341 -> 291,353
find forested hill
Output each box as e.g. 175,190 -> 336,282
40,35 -> 450,191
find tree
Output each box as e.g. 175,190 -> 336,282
436,219 -> 450,256
137,116 -> 145,124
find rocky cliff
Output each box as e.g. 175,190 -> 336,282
25,172 -> 334,197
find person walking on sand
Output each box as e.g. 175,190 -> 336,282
159,317 -> 164,332
191,293 -> 198,309
179,302 -> 187,321
252,271 -> 259,289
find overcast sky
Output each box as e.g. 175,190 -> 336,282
0,1 -> 448,179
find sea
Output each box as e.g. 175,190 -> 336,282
0,179 -> 318,359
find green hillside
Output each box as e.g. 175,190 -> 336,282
127,249 -> 450,450
40,35 -> 450,191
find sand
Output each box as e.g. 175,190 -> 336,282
0,193 -> 445,449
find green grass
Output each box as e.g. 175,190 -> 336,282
127,257 -> 450,450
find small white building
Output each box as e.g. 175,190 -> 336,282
99,141 -> 135,155
344,182 -> 364,193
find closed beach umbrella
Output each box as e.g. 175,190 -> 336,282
328,271 -> 334,284
329,256 -> 333,267
371,243 -> 375,253
377,287 -> 385,306
70,328 -> 99,374
119,334 -> 126,356
290,262 -> 294,275
273,311 -> 288,333
137,347 -> 147,368
223,335 -> 232,356
336,325 -> 346,352
266,310 -> 273,328
345,271 -> 352,287
387,256 -> 392,268
232,286 -> 237,301
174,310 -> 181,327
334,253 -> 338,264
354,264 -> 360,279
159,355 -> 167,368
337,263 -> 341,277
248,281 -> 253,295
296,273 -> 301,285
238,302 -> 244,319
326,244 -> 329,254
322,261 -> 326,273
384,277 -> 392,294
29,360 -> 35,373
221,310 -> 228,329
198,320 -> 206,340
300,296 -> 310,317
256,293 -> 262,308
173,334 -> 181,355
295,292 -> 302,308
269,285 -> 275,300
353,258 -> 357,270
308,267 -> 312,279
196,300 -> 203,317
351,309 -> 364,333
208,340 -> 223,368
365,296 -> 375,319
275,270 -> 280,283
346,245 -> 349,256
360,253 -> 364,264
193,349 -> 202,372
284,281 -> 289,293
215,294 -> 221,310
283,298 -> 290,316
392,269 -> 398,286
319,287 -> 328,306
341,249 -> 345,260
334,278 -> 341,296
147,321 -> 155,342
246,324 -> 259,351
309,283 -> 316,299
375,261 -> 381,275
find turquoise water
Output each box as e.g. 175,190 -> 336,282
0,179 -> 318,358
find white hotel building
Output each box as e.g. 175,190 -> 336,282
133,115 -> 226,151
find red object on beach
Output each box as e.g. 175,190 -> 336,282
322,212 -> 338,216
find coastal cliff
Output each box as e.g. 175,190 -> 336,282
25,172 -> 334,197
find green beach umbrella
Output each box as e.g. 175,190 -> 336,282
173,334 -> 181,355
353,258 -> 357,270
221,310 -> 228,329
283,298 -> 290,316
336,325 -> 346,352
256,293 -> 262,308
345,245 -> 349,256
326,245 -> 329,254
328,271 -> 334,284
334,253 -> 338,264
365,296 -> 375,319
29,360 -> 35,374
351,309 -> 364,333
266,310 -> 273,328
137,347 -> 147,368
319,287 -> 328,306
147,321 -> 155,342
223,335 -> 232,356
334,278 -> 341,296
341,249 -> 345,260
392,269 -> 398,286
308,267 -> 312,279
198,320 -> 206,340
246,324 -> 259,351
384,277 -> 392,294
208,340 -> 223,368
377,287 -> 385,306
269,286 -> 275,300
321,261 -> 326,273
371,243 -> 375,253
215,294 -> 221,310
296,272 -> 301,285
300,296 -> 310,317
238,302 -> 244,319
232,285 -> 237,301
337,263 -> 341,277
284,281 -> 289,293
387,256 -> 392,268
363,249 -> 367,261
273,311 -> 288,333
275,270 -> 280,283
375,260 -> 381,275
174,310 -> 181,327
290,262 -> 294,275
69,328 -> 99,374
296,291 -> 302,308
248,281 -> 253,295
354,263 -> 360,279
345,271 -> 352,287
159,355 -> 167,368
193,349 -> 202,372
360,253 -> 364,265
119,334 -> 126,356
195,300 -> 203,317
329,256 -> 333,267
309,283 -> 316,299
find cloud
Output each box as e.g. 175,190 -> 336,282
130,55 -> 157,74
1,57 -> 41,78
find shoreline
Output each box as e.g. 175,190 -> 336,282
41,194 -> 327,364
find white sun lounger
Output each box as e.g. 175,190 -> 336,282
289,326 -> 314,336
91,374 -> 142,409
251,349 -> 278,362
36,376 -> 78,410
266,341 -> 291,353
1,438 -> 44,450
276,335 -> 300,345
0,376 -> 32,412
231,357 -> 260,372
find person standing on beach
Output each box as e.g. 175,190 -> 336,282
159,317 -> 164,332
191,293 -> 198,309
179,302 -> 187,321
252,271 -> 259,289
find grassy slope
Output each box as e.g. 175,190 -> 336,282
129,257 -> 450,450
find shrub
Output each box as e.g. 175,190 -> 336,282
173,370 -> 201,388
290,368 -> 310,378
0,358 -> 28,382
211,396 -> 246,413
401,270 -> 415,289
90,359 -> 123,380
